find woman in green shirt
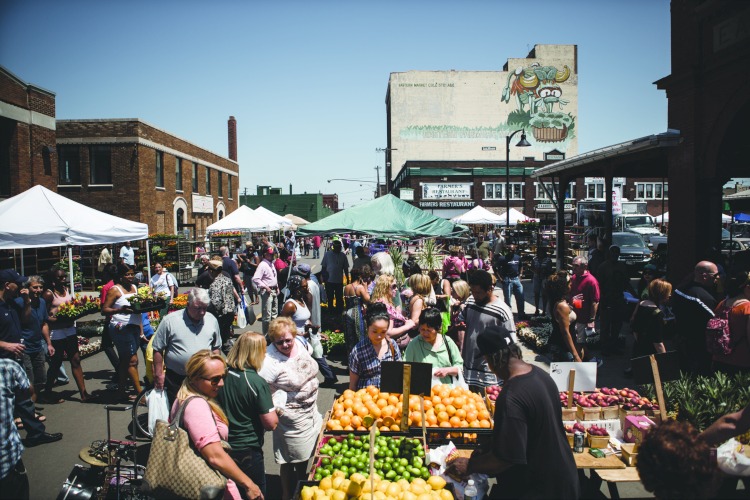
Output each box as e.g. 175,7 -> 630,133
403,308 -> 463,385
219,332 -> 279,498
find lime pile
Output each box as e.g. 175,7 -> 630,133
314,433 -> 429,483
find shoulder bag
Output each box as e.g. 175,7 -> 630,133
143,396 -> 227,499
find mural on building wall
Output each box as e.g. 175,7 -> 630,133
397,62 -> 576,152
501,63 -> 574,143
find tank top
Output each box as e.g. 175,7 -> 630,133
110,285 -> 140,326
50,287 -> 77,340
284,298 -> 311,334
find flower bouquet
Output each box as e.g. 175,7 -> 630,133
55,295 -> 102,321
129,286 -> 168,312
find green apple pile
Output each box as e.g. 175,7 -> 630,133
314,433 -> 429,483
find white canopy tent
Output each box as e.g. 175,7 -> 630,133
206,205 -> 281,233
0,185 -> 149,291
283,213 -> 310,227
655,211 -> 731,223
253,206 -> 294,229
451,205 -> 506,225
499,207 -> 539,226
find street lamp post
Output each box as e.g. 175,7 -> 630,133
376,147 -> 397,193
505,129 -> 531,227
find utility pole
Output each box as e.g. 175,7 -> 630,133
374,165 -> 381,197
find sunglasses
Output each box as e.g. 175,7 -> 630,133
201,374 -> 226,385
274,338 -> 294,346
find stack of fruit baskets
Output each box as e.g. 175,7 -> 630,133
130,286 -> 168,312
324,385 -> 492,447
54,294 -> 101,321
559,386 -> 661,432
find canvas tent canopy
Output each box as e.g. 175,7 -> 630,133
296,194 -> 467,238
451,205 -> 505,225
254,206 -> 294,229
206,205 -> 282,233
284,214 -> 310,226
500,207 -> 539,226
0,185 -> 149,291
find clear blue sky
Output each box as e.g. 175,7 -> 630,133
1,0 -> 675,209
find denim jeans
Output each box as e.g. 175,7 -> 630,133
230,447 -> 266,498
501,277 -> 526,316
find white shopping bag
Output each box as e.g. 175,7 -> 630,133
147,389 -> 170,435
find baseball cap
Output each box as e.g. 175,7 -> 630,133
0,269 -> 28,286
476,326 -> 515,356
294,263 -> 312,278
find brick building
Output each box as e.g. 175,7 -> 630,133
56,118 -> 240,238
0,65 -> 58,199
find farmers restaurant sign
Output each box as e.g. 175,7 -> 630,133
421,183 -> 471,200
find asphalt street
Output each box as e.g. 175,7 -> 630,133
21,252 -> 653,499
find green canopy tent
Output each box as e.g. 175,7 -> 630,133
296,194 -> 467,238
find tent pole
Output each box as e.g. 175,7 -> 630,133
68,247 -> 75,294
146,240 -> 152,285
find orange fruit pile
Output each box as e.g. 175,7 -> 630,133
326,384 -> 492,432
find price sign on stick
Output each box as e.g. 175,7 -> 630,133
632,351 -> 679,423
380,362 -> 432,395
549,362 -> 597,393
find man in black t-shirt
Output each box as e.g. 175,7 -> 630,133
447,325 -> 579,499
671,260 -> 719,375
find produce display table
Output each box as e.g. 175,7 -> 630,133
593,467 -> 640,500
573,448 -> 626,470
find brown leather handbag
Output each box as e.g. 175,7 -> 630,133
143,396 -> 227,499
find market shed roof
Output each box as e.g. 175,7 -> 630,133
531,130 -> 681,180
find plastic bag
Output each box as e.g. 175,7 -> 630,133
236,294 -> 248,329
717,438 -> 750,477
147,389 -> 170,435
427,441 -> 490,500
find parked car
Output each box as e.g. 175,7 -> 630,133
611,232 -> 652,275
720,238 -> 750,256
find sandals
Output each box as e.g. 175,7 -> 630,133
13,413 -> 46,429
35,412 -> 46,422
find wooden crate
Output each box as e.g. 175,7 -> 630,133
577,405 -> 602,421
601,405 -> 619,420
621,443 -> 638,466
587,431 -> 610,449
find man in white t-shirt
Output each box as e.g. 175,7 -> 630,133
119,241 -> 135,266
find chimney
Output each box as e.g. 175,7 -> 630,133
289,184 -> 293,195
228,116 -> 237,161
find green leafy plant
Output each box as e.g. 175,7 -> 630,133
320,330 -> 345,355
640,371 -> 750,431
529,112 -> 574,130
388,245 -> 405,284
416,239 -> 444,272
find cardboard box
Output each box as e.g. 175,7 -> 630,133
623,415 -> 655,445
619,407 -> 646,428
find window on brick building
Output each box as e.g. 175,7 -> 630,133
482,182 -> 524,200
205,168 -> 211,195
58,146 -> 81,185
89,146 -> 112,185
175,158 -> 182,191
192,162 -> 198,193
228,175 -> 233,199
217,172 -> 223,198
155,151 -> 164,188
635,182 -> 668,200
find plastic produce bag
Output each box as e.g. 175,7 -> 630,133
236,294 -> 248,329
717,438 -> 750,476
147,389 -> 170,435
427,441 -> 490,500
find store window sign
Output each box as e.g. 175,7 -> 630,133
421,183 -> 471,200
612,189 -> 622,215
584,177 -> 626,184
400,188 -> 414,201
192,194 -> 214,214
